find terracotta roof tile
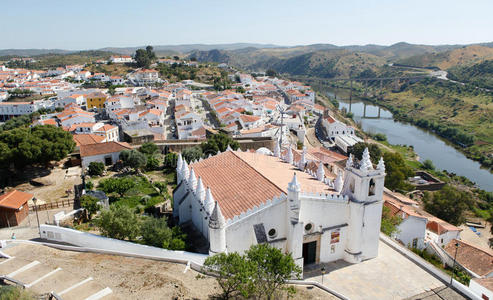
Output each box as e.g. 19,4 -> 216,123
80,141 -> 132,157
0,190 -> 33,210
444,239 -> 493,276
191,151 -> 331,220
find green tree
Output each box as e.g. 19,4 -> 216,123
182,146 -> 203,163
139,142 -> 159,156
97,205 -> 141,240
383,152 -> 414,191
348,142 -> 382,164
140,217 -> 172,248
200,133 -> 239,156
120,149 -> 147,171
422,159 -> 435,170
98,177 -> 136,197
80,195 -> 100,220
266,69 -> 278,77
380,206 -> 402,236
246,244 -> 301,300
163,152 -> 178,170
203,252 -> 254,299
145,156 -> 160,171
0,125 -> 75,169
153,181 -> 168,196
422,185 -> 471,225
134,46 -> 156,69
88,161 -> 104,176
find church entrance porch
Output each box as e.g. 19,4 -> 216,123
303,241 -> 317,265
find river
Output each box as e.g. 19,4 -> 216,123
325,91 -> 493,192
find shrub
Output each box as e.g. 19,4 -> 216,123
88,161 -> 105,176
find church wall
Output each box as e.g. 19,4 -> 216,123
319,226 -> 348,262
360,201 -> 384,260
178,192 -> 193,224
299,197 -> 350,263
224,201 -> 287,254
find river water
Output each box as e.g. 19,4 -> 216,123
326,91 -> 493,192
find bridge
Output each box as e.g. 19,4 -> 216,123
290,73 -> 432,101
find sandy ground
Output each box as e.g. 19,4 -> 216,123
14,166 -> 82,204
1,243 -> 334,300
459,223 -> 493,254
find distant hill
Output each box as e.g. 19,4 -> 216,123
448,59 -> 493,89
0,49 -> 73,57
396,45 -> 493,70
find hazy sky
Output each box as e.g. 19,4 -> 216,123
2,0 -> 493,49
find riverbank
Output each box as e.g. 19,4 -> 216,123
348,79 -> 493,171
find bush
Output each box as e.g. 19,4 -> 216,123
88,161 -> 105,176
85,180 -> 94,191
422,159 -> 435,170
145,156 -> 160,171
98,177 -> 136,197
97,205 -> 141,241
0,285 -> 34,300
141,217 -> 172,248
80,195 -> 100,220
139,142 -> 159,156
120,149 -> 147,170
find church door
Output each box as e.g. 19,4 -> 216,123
303,241 -> 317,265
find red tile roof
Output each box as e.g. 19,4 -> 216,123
0,190 -> 33,210
444,239 -> 493,277
73,134 -> 106,147
191,151 -> 330,220
80,141 -> 132,157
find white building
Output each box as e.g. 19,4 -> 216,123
322,114 -> 362,153
110,55 -> 134,63
0,100 -> 50,121
173,146 -> 385,269
80,141 -> 132,168
470,278 -> 493,300
384,193 -> 427,249
130,69 -> 160,85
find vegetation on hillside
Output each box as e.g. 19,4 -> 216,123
5,51 -> 113,69
202,244 -> 301,300
448,59 -> 493,90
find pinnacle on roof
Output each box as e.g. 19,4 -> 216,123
346,154 -> 353,168
273,139 -> 281,158
334,172 -> 343,193
177,153 -> 183,171
359,148 -> 373,171
181,159 -> 190,179
317,162 -> 325,182
204,187 -> 215,215
298,147 -> 307,170
196,176 -> 205,204
226,144 -> 233,151
209,201 -> 225,229
287,145 -> 293,165
188,167 -> 197,190
377,156 -> 385,172
288,172 -> 301,192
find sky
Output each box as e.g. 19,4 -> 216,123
2,0 -> 493,50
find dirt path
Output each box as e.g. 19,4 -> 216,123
3,243 -> 334,299
14,166 -> 82,204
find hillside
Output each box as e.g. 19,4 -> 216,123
397,45 -> 493,70
5,51 -> 114,69
448,60 -> 493,90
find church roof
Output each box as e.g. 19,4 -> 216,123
191,151 -> 331,219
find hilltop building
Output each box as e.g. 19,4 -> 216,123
173,145 -> 385,269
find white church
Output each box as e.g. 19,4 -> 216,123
173,143 -> 386,269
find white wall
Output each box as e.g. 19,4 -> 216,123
470,279 -> 493,300
39,224 -> 207,265
81,151 -> 121,168
394,215 -> 427,249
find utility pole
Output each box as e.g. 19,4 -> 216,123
449,242 -> 460,286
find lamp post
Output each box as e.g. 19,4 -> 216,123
321,266 -> 326,285
33,197 -> 41,237
449,242 -> 460,286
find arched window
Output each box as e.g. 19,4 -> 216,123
369,179 -> 376,196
